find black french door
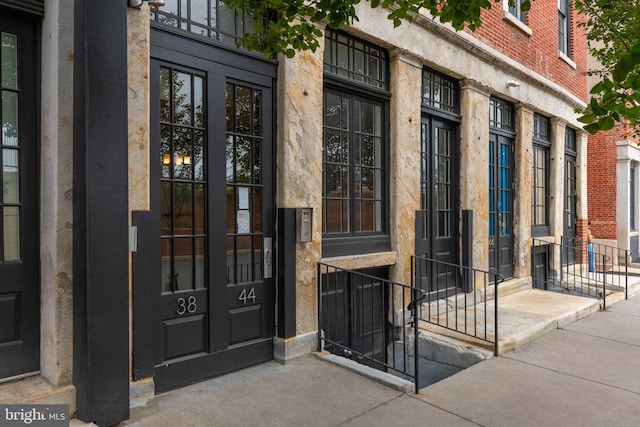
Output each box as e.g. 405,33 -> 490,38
563,155 -> 577,264
139,34 -> 275,392
0,11 -> 39,381
488,132 -> 514,279
416,116 -> 459,293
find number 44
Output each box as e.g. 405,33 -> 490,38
238,288 -> 256,304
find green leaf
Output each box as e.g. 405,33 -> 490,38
577,113 -> 595,124
613,54 -> 637,82
521,0 -> 531,12
583,123 -> 601,134
599,116 -> 616,131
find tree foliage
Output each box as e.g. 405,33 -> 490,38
575,0 -> 640,137
225,0 -> 639,137
225,0 -> 533,58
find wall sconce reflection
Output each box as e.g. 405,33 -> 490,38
161,154 -> 192,166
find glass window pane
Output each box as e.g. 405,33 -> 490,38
2,91 -> 19,146
160,68 -> 171,123
226,236 -> 235,284
3,148 -> 19,204
226,135 -> 234,183
161,181 -> 172,235
236,235 -> 251,282
161,125 -> 171,178
174,183 -> 193,234
195,237 -> 206,288
194,130 -> 205,181
218,0 -> 236,35
235,136 -> 251,183
3,206 -> 20,261
1,33 -> 18,90
173,71 -> 192,126
194,76 -> 204,128
253,88 -> 261,136
192,0 -> 208,26
194,183 -> 205,234
236,86 -> 251,135
161,238 -> 173,292
173,127 -> 192,179
174,237 -> 194,290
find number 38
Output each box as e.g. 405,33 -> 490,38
176,296 -> 197,315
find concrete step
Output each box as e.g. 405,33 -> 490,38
417,288 -> 599,359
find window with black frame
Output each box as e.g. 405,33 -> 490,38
322,29 -> 390,256
532,113 -> 551,236
150,0 -> 258,48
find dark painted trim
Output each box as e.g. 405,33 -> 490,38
0,0 -> 44,16
73,1 -> 129,425
277,209 -> 296,338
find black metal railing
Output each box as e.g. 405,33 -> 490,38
411,256 -> 503,356
532,237 -> 629,306
317,263 -> 426,393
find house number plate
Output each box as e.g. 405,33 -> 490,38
176,296 -> 197,315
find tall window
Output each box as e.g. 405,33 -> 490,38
322,29 -> 389,256
558,0 -> 571,56
506,0 -> 527,24
532,113 -> 551,236
151,0 -> 258,48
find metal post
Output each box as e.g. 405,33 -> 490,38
413,288 -> 420,394
494,275 -> 499,357
317,263 -> 322,351
602,254 -> 606,310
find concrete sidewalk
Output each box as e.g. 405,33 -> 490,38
119,293 -> 640,427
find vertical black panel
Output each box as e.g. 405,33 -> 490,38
277,208 -> 296,338
73,0 -> 129,425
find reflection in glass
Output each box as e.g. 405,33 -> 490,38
174,182 -> 193,233
195,237 -> 205,288
1,33 -> 18,90
2,91 -> 19,146
194,184 -> 205,234
3,148 -> 19,204
236,235 -> 251,283
226,236 -> 235,284
3,207 -> 20,261
173,71 -> 192,126
174,237 -> 194,290
161,238 -> 173,292
160,68 -> 171,123
160,182 -> 172,235
236,86 -> 251,135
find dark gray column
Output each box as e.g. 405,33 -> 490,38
73,0 -> 130,425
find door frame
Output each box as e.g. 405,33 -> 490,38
415,115 -> 461,294
132,27 -> 278,390
488,130 -> 515,279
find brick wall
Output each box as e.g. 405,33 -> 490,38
470,1 -> 587,101
587,124 -> 625,239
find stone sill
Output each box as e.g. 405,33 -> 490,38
502,11 -> 532,36
558,51 -> 577,69
320,251 -> 397,271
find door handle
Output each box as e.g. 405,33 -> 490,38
264,237 -> 272,279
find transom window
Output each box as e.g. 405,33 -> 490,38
422,69 -> 459,114
489,98 -> 515,131
565,126 -> 576,153
322,30 -> 389,257
323,29 -> 388,89
151,0 -> 257,48
532,113 -> 551,236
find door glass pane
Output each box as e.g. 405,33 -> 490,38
159,67 -> 207,292
161,238 -> 173,292
2,91 -> 19,146
3,207 -> 19,261
3,148 -> 19,204
236,235 -> 251,283
174,237 -> 193,290
173,71 -> 192,126
1,33 -> 18,89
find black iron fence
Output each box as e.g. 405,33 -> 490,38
411,255 -> 503,356
532,237 -> 629,306
317,263 -> 426,393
